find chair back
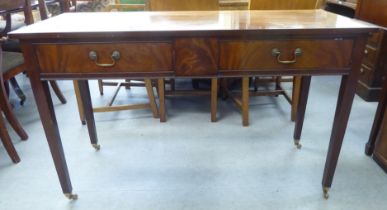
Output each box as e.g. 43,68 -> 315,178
148,0 -> 219,11
249,0 -> 324,10
0,0 -> 33,35
38,0 -> 76,21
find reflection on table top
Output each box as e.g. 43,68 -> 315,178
10,9 -> 377,39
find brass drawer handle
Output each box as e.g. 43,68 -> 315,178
271,48 -> 302,64
88,50 -> 121,67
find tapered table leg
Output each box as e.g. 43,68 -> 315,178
29,78 -> 75,199
211,78 -> 218,122
293,76 -> 311,149
77,80 -> 100,150
291,76 -> 302,122
242,77 -> 249,127
322,37 -> 366,199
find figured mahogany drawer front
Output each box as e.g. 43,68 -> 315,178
174,38 -> 218,76
219,40 -> 353,71
35,43 -> 173,73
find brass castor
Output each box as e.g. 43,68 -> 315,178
294,139 -> 302,149
92,144 -> 101,150
64,193 -> 78,200
323,187 -> 330,199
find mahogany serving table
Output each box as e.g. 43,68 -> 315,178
10,10 -> 377,199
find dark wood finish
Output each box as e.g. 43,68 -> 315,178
175,38 -> 218,77
10,10 -> 376,198
77,80 -> 99,148
355,0 -> 387,101
148,1 -> 220,123
22,41 -> 73,195
322,36 -> 367,190
158,78 -> 166,122
1,0 -> 67,105
0,74 -> 28,141
365,61 -> 387,172
293,76 -> 311,141
0,105 -> 20,163
372,107 -> 387,172
50,81 -> 67,104
242,77 -> 249,126
35,43 -> 173,74
220,40 -> 353,70
0,48 -> 22,163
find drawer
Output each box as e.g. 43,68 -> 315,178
219,40 -> 353,71
362,45 -> 378,67
35,42 -> 173,74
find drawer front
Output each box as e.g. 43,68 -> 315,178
175,38 -> 218,77
363,46 -> 378,67
35,42 -> 173,74
219,40 -> 353,71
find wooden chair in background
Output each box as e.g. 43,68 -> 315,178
0,0 -> 67,105
0,42 -> 28,163
223,0 -> 324,128
148,0 -> 219,122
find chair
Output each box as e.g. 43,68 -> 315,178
223,0 -> 324,127
0,43 -> 28,163
0,0 -> 67,105
148,0 -> 219,122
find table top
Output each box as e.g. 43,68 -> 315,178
10,10 -> 378,39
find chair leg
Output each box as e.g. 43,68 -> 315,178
98,79 -> 104,95
144,79 -> 159,118
158,79 -> 166,122
9,78 -> 26,105
211,78 -> 218,122
0,113 -> 20,163
4,81 -> 10,97
275,76 -> 281,97
50,81 -> 67,104
0,79 -> 28,140
242,77 -> 249,127
220,78 -> 229,100
73,81 -> 86,125
170,78 -> 175,91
